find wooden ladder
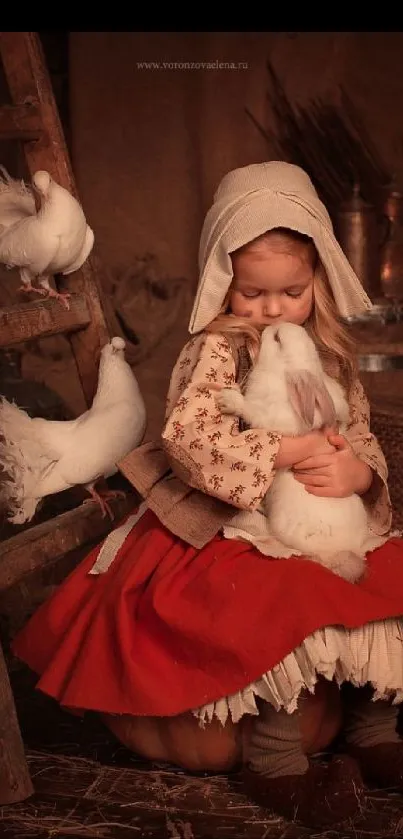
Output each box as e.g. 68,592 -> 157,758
0,32 -> 133,805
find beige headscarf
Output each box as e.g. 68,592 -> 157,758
189,161 -> 373,334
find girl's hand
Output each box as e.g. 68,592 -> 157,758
274,427 -> 336,470
292,432 -> 373,497
306,427 -> 338,457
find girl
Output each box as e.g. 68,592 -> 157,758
12,161 -> 403,829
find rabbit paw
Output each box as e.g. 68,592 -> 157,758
216,387 -> 244,416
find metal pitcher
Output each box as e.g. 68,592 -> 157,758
334,184 -> 383,301
380,186 -> 403,300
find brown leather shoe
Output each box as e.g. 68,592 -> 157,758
347,741 -> 403,789
243,755 -> 365,827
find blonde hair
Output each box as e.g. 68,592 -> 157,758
206,228 -> 358,390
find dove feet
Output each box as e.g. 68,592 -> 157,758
43,287 -> 71,310
84,487 -> 127,520
18,282 -> 71,309
18,282 -> 47,297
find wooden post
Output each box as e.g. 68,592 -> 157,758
0,641 -> 34,804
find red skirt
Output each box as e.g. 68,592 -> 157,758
12,509 -> 403,717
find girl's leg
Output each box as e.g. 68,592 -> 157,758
243,696 -> 364,827
247,698 -> 308,777
343,683 -> 403,788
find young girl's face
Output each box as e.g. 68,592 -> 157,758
229,234 -> 315,327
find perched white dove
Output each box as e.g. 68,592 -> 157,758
0,337 -> 147,522
0,166 -> 94,308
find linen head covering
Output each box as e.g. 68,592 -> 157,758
189,161 -> 373,334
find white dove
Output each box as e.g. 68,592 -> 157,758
0,166 -> 94,308
0,337 -> 147,522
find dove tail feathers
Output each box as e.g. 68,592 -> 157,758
0,398 -> 45,523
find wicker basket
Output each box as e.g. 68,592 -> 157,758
370,398 -> 403,530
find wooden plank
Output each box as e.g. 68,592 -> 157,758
0,494 -> 137,591
0,293 -> 90,346
0,102 -> 43,140
0,641 -> 33,804
0,32 -> 111,405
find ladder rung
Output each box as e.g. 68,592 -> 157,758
0,495 -> 137,591
0,293 -> 91,347
0,102 -> 43,141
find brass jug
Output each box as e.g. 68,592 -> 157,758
335,184 -> 382,301
380,186 -> 403,300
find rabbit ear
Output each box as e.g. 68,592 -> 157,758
286,371 -> 337,430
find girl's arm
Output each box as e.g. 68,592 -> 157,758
161,332 -> 283,511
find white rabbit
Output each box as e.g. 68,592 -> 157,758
217,322 -> 369,583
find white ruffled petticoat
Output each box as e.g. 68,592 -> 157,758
193,619 -> 403,726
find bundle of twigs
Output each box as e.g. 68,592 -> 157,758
246,60 -> 391,220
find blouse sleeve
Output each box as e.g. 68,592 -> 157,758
161,332 -> 281,510
345,378 -> 392,534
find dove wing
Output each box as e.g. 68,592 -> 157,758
0,217 -> 61,273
